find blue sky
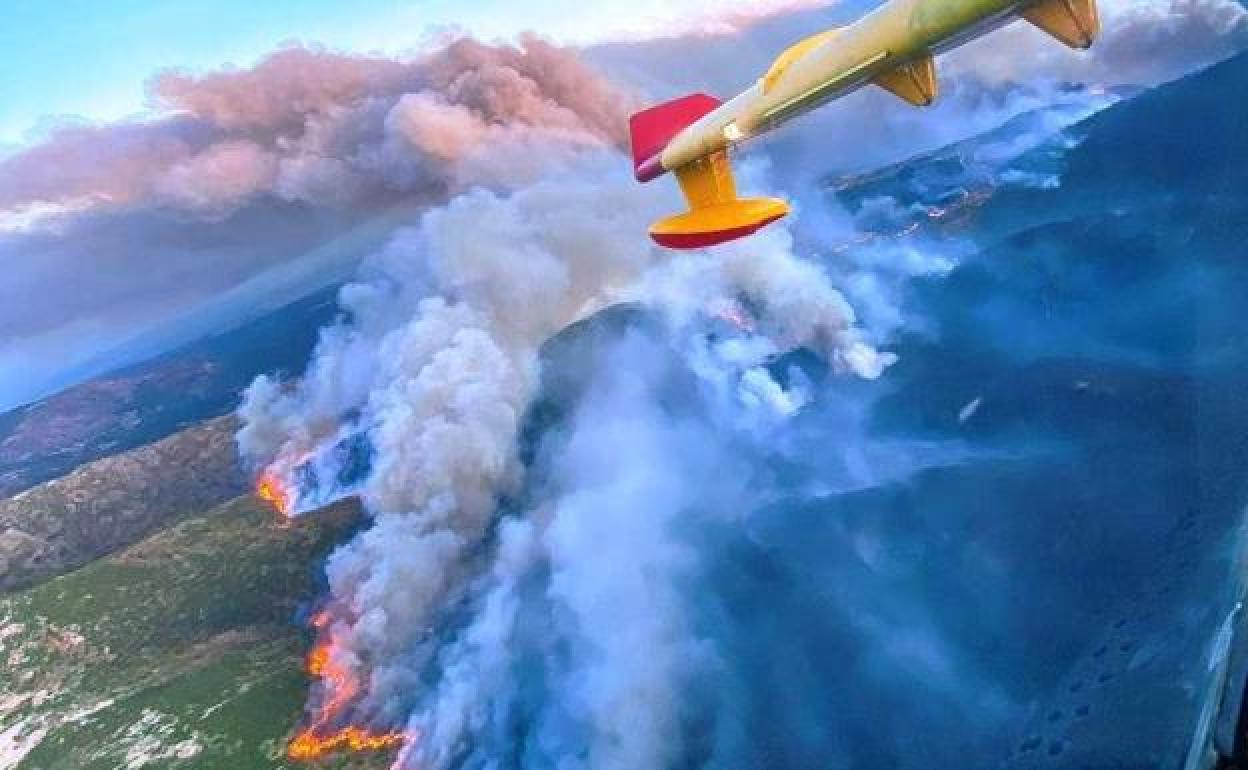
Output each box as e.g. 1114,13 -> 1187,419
0,0 -> 497,144
0,0 -> 780,146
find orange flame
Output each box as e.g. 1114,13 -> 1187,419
286,608 -> 408,762
256,469 -> 293,517
287,726 -> 405,761
305,641 -> 330,677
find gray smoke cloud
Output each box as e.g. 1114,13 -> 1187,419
1,39 -> 632,217
0,36 -> 636,410
235,139 -> 894,752
3,0 -> 1245,410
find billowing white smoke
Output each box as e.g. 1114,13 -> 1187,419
378,230 -> 891,770
407,352 -> 731,770
237,119 -> 890,752
229,5 -> 1248,764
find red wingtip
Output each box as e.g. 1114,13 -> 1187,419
629,93 -> 721,183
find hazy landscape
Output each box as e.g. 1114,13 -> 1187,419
1,17 -> 1246,770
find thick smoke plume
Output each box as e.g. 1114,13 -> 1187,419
231,31 -> 896,758
237,143 -> 891,756
227,4 -> 1248,765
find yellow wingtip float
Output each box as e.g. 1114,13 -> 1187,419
630,0 -> 1101,249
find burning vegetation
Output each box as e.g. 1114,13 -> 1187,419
287,726 -> 406,761
255,469 -> 293,518
286,610 -> 408,761
254,471 -> 404,761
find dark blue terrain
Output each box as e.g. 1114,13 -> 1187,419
525,52 -> 1248,770
736,52 -> 1248,769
